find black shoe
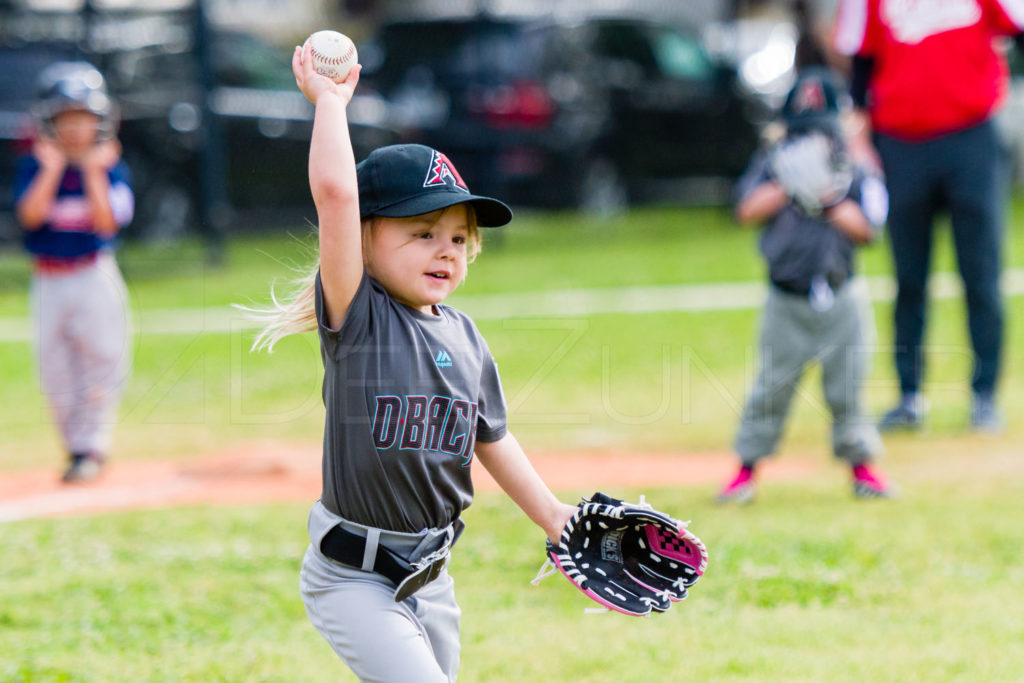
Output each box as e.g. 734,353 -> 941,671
878,394 -> 927,432
61,453 -> 104,483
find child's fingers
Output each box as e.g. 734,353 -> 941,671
301,40 -> 315,75
344,64 -> 362,88
291,46 -> 302,81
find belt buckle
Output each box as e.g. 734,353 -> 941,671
809,275 -> 835,312
393,545 -> 450,602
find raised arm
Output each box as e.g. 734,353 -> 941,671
474,433 -> 576,544
293,42 -> 364,330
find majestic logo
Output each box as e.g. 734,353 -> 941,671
423,150 -> 469,193
435,349 -> 453,368
882,0 -> 981,45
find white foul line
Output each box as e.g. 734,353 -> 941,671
1,270 -> 1023,342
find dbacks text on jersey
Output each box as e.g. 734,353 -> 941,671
371,394 -> 479,466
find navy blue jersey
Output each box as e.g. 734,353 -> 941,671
14,155 -> 134,258
315,271 -> 508,533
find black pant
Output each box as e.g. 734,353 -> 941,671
875,119 -> 1006,397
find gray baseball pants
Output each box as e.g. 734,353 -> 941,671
300,503 -> 461,682
734,279 -> 882,466
30,252 -> 132,456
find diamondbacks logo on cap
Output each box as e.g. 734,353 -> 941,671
792,79 -> 827,114
423,151 -> 469,193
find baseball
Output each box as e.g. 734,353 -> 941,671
304,30 -> 358,83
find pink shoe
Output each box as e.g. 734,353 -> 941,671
717,465 -> 756,504
852,463 -> 897,499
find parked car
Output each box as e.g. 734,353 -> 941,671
1,10 -> 397,243
357,15 -> 768,213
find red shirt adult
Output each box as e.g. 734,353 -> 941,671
834,0 -> 1024,140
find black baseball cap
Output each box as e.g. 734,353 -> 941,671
781,67 -> 848,134
356,144 -> 513,227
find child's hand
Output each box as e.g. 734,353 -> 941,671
81,139 -> 122,173
292,41 -> 361,106
33,137 -> 67,172
547,502 -> 577,545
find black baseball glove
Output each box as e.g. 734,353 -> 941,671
533,492 -> 708,616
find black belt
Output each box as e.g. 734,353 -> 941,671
320,524 -> 450,602
772,276 -> 847,296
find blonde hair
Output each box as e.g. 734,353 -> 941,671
247,209 -> 482,352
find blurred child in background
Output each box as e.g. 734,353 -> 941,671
717,68 -> 894,504
14,61 -> 133,483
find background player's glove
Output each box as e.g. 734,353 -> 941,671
769,131 -> 853,215
532,492 -> 708,616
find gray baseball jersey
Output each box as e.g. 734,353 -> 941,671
314,271 -> 508,534
735,150 -> 888,292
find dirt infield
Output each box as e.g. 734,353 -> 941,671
0,442 -> 824,522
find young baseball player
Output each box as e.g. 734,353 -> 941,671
13,61 -> 133,484
250,43 -> 575,680
717,68 -> 894,504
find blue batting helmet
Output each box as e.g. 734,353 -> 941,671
33,61 -> 118,139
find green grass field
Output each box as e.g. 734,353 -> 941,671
1,201 -> 1023,681
3,465 -> 1023,682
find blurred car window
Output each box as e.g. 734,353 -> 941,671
371,21 -> 544,84
122,32 -> 294,90
213,33 -> 296,89
650,27 -> 715,82
593,22 -> 659,74
125,50 -> 196,86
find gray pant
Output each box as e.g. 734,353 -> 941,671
734,280 -> 882,466
300,503 -> 461,682
30,252 -> 132,456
